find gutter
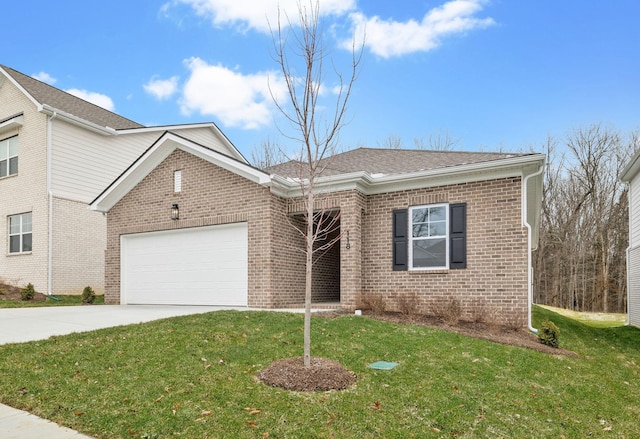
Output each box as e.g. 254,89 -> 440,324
40,104 -> 117,136
522,164 -> 545,334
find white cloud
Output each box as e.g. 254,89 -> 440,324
168,0 -> 356,33
143,76 -> 180,100
32,72 -> 57,84
65,88 -> 115,111
345,0 -> 495,58
180,57 -> 287,129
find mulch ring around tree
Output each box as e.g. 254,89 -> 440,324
258,356 -> 357,392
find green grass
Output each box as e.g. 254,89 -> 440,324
0,306 -> 639,438
0,294 -> 104,308
537,304 -> 627,328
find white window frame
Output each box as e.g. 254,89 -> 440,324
408,203 -> 449,270
8,212 -> 32,254
0,135 -> 19,178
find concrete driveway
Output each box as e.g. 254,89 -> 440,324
0,305 -> 245,345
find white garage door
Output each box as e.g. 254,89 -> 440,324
121,223 -> 248,306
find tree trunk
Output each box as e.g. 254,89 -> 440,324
304,189 -> 314,367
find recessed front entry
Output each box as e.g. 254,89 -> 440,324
120,223 -> 248,306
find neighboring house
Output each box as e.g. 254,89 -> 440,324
621,151 -> 640,327
0,65 -> 246,295
90,135 -> 545,327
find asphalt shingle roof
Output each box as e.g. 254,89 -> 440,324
1,65 -> 143,130
266,147 -> 528,178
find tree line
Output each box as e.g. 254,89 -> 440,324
533,124 -> 639,313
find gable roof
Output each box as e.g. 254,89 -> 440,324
0,65 -> 142,130
90,131 -> 269,212
267,147 -> 529,178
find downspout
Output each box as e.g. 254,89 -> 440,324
522,164 -> 544,334
46,111 -> 58,296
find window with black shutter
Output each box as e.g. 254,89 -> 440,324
393,202 -> 467,271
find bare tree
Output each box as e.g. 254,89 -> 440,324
250,137 -> 287,169
414,129 -> 461,151
270,1 -> 363,367
534,125 -> 634,313
377,134 -> 403,149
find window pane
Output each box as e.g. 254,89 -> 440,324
429,222 -> 446,236
8,137 -> 18,156
0,142 -> 6,160
430,206 -> 446,221
0,160 -> 6,177
412,224 -> 431,238
22,233 -> 32,252
412,238 -> 446,268
9,215 -> 21,234
22,213 -> 32,233
9,156 -> 18,174
9,235 -> 20,253
412,208 -> 429,224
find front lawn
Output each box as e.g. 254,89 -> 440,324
0,307 -> 638,438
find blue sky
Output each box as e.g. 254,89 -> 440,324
2,0 -> 639,160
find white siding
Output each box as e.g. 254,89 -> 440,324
170,127 -> 240,158
50,120 -> 154,203
50,122 -> 240,203
630,176 -> 640,247
628,246 -> 640,327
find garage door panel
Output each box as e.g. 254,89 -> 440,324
121,223 -> 248,306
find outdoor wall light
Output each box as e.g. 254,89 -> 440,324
171,203 -> 179,220
346,230 -> 351,249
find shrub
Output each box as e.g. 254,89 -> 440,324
396,292 -> 420,316
469,298 -> 497,324
538,320 -> 560,348
502,313 -> 526,331
359,294 -> 386,315
82,286 -> 96,304
432,296 -> 462,325
21,283 -> 35,301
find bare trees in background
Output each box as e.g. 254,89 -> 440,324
534,124 -> 637,313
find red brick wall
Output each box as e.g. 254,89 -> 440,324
105,149 -> 273,306
361,177 -> 528,324
105,150 -> 529,324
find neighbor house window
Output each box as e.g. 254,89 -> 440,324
0,136 -> 19,178
8,212 -> 32,254
393,203 -> 467,271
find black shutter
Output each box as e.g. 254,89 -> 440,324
392,209 -> 408,271
449,203 -> 467,269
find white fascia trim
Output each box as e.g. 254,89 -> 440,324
116,123 -> 247,163
269,154 -> 546,198
621,149 -> 640,183
0,67 -> 42,109
40,104 -> 117,135
90,132 -> 270,212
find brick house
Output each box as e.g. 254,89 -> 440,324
91,133 -> 545,327
0,65 -> 245,295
